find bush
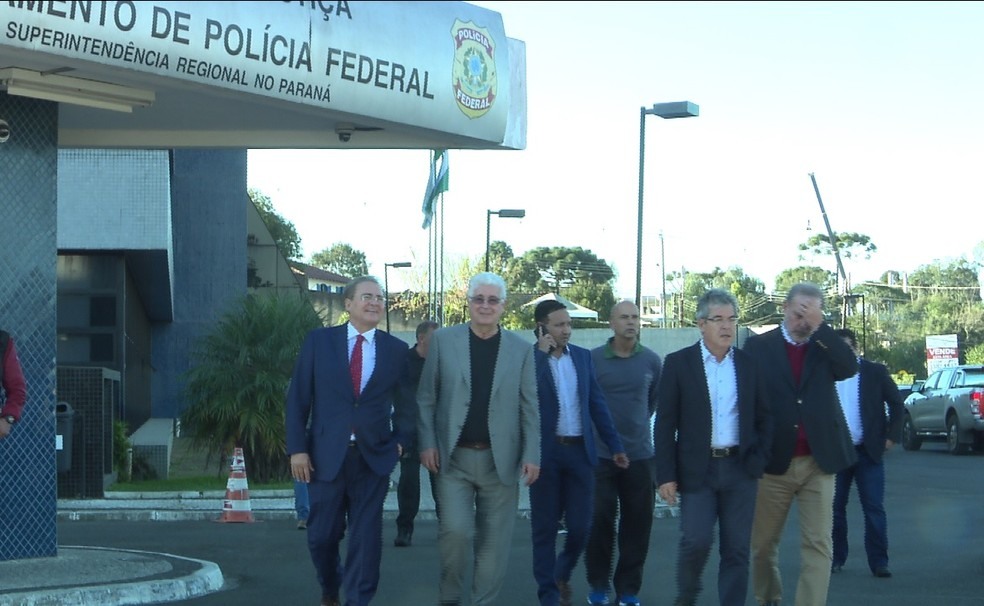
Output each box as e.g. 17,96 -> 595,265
180,292 -> 324,483
113,420 -> 131,482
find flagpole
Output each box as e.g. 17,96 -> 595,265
425,151 -> 431,320
427,150 -> 437,320
439,190 -> 445,326
420,149 -> 449,322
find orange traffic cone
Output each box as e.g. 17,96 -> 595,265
218,447 -> 255,523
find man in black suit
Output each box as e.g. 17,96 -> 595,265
744,282 -> 858,606
831,328 -> 903,579
655,289 -> 772,606
394,320 -> 440,547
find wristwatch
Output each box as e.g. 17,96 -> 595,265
2,415 -> 15,425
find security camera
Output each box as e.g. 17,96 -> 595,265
335,124 -> 354,143
0,119 -> 9,143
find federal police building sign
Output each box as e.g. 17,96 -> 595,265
1,1 -> 522,147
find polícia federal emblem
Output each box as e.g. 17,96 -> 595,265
451,19 -> 497,119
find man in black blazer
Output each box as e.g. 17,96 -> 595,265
744,282 -> 858,606
655,289 -> 772,606
831,328 -> 904,579
394,320 -> 441,547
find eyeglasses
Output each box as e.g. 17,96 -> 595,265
704,316 -> 739,325
358,294 -> 386,303
469,296 -> 502,306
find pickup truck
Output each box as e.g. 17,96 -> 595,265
902,364 -> 984,455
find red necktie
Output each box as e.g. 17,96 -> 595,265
350,334 -> 365,398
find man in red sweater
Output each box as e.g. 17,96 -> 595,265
0,330 -> 28,438
742,284 -> 858,606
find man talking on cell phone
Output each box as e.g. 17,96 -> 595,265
529,299 -> 628,606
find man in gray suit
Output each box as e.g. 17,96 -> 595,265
418,271 -> 541,606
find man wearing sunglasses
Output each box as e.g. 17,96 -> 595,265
417,271 -> 540,606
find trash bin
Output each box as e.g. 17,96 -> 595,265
56,401 -> 74,474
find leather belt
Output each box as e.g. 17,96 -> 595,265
710,446 -> 738,458
457,441 -> 491,450
348,441 -> 357,447
556,435 -> 584,445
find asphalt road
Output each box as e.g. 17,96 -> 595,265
57,441 -> 984,605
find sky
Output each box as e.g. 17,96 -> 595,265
246,1 -> 984,299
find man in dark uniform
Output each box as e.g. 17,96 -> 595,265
394,320 -> 440,547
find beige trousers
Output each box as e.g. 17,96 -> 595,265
436,447 -> 519,606
751,456 -> 835,606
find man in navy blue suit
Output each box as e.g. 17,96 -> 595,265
655,289 -> 772,606
831,328 -> 903,579
530,299 -> 628,606
286,276 -> 410,606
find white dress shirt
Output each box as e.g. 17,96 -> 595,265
700,340 -> 739,448
347,324 -> 377,441
836,361 -> 863,445
548,347 -> 582,437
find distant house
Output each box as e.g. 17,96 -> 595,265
247,198 -> 306,296
522,292 -> 599,320
290,262 -> 349,294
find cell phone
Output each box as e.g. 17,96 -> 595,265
534,324 -> 555,352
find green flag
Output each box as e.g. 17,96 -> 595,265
421,149 -> 449,229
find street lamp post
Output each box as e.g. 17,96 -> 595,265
660,230 -> 667,328
485,208 -> 526,272
635,101 -> 699,309
383,261 -> 411,332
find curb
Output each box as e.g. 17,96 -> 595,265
0,546 -> 223,606
55,489 -> 478,522
55,490 -> 681,522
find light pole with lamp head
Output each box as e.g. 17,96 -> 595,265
383,261 -> 411,332
635,101 -> 699,309
660,230 -> 667,328
485,208 -> 526,272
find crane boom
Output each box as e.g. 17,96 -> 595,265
809,172 -> 848,292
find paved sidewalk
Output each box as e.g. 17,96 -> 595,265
2,463 -> 565,606
1,488 -> 422,606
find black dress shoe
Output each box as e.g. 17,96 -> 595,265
873,567 -> 893,578
394,528 -> 412,547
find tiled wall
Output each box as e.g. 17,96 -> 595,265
0,94 -> 58,561
55,367 -> 120,499
152,150 -> 247,420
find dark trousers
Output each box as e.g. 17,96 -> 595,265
307,445 -> 389,606
676,455 -> 757,606
396,448 -> 440,531
529,441 -> 596,606
833,445 -> 889,572
294,479 -> 309,520
584,457 -> 655,598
